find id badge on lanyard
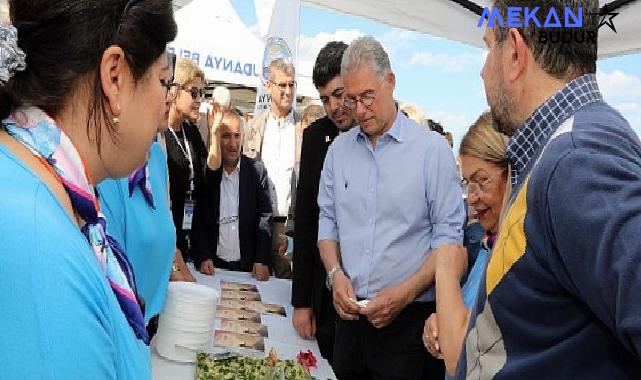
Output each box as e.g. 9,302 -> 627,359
183,176 -> 195,230
182,200 -> 194,230
170,126 -> 196,230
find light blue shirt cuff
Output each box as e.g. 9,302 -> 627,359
318,217 -> 339,242
416,288 -> 436,303
430,223 -> 464,250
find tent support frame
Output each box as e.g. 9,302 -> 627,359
448,0 -> 639,17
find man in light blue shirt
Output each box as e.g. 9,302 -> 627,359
318,36 -> 464,379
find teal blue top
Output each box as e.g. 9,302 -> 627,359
461,247 -> 489,308
444,246 -> 489,380
98,142 -> 176,322
0,145 -> 150,379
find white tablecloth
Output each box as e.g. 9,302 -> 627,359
152,268 -> 336,380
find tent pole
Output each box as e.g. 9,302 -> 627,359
448,0 -> 639,17
601,0 -> 638,13
448,0 -> 483,16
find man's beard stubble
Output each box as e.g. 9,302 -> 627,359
489,82 -> 520,137
330,105 -> 355,132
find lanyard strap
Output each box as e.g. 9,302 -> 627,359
168,125 -> 195,194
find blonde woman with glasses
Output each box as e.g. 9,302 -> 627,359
165,58 -> 210,266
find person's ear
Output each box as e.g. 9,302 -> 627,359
506,28 -> 528,83
99,46 -> 128,117
385,71 -> 396,93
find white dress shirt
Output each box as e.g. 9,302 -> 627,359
261,111 -> 296,217
216,160 -> 241,262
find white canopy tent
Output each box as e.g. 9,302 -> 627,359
301,0 -> 641,58
169,0 -> 264,87
170,0 -> 317,98
174,0 -> 641,59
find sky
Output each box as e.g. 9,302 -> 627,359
230,0 -> 641,151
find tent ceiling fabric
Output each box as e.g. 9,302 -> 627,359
172,0 -> 641,59
303,0 -> 484,48
301,0 -> 640,58
172,0 -> 193,12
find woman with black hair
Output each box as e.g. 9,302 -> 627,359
0,0 -> 176,378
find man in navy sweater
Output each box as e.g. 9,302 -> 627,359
443,0 -> 641,378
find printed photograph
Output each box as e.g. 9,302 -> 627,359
215,306 -> 262,323
220,289 -> 261,301
219,318 -> 268,337
219,298 -> 287,317
214,330 -> 265,352
220,280 -> 258,292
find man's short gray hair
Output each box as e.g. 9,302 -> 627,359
269,58 -> 295,80
341,36 -> 391,79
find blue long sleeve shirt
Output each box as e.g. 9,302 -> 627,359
0,144 -> 150,379
98,142 -> 176,322
318,111 -> 464,302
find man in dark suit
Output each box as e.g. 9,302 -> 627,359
291,41 -> 355,360
192,111 -> 272,281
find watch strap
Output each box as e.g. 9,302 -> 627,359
326,265 -> 343,290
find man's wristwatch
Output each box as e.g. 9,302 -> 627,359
326,265 -> 343,291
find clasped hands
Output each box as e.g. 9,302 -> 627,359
333,244 -> 468,330
331,270 -> 413,329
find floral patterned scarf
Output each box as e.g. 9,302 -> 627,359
3,106 -> 149,344
128,163 -> 155,209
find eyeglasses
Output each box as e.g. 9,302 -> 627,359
160,79 -> 179,100
181,86 -> 204,99
343,91 -> 376,110
272,81 -> 296,92
462,169 -> 505,198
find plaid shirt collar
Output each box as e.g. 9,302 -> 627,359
506,74 -> 602,187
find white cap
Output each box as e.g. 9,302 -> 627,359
212,86 -> 231,108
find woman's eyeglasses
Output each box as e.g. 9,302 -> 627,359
462,169 -> 505,198
181,86 -> 204,100
160,79 -> 179,100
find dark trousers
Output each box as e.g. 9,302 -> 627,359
213,256 -> 243,271
147,315 -> 159,340
316,293 -> 337,362
177,228 -> 190,259
333,301 -> 444,380
270,221 -> 292,278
